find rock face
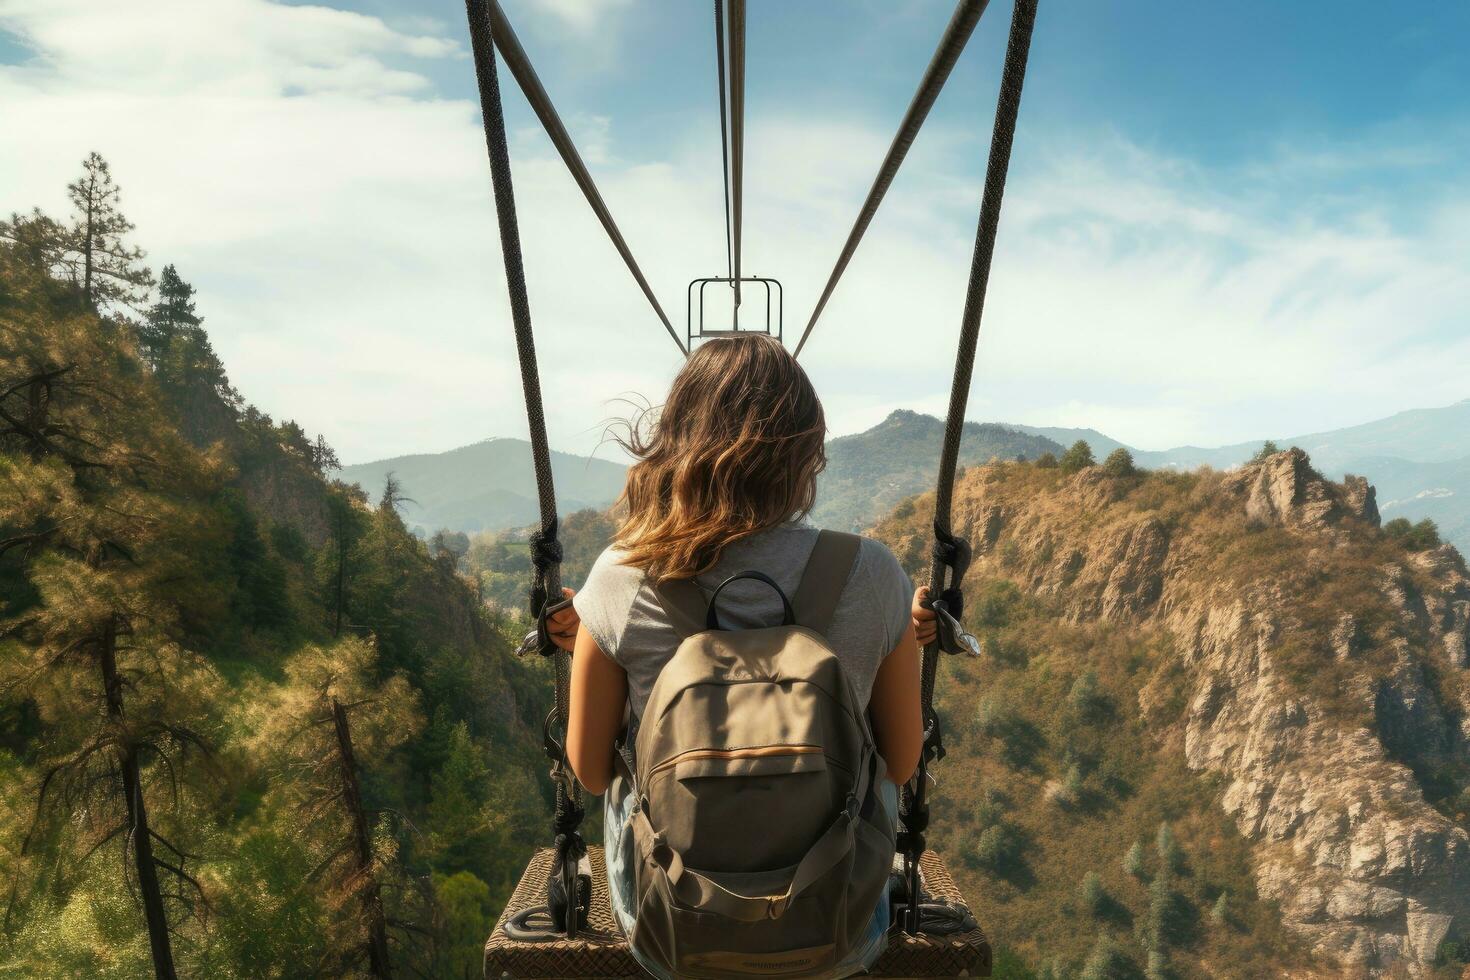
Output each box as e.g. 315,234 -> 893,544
907,451 -> 1470,975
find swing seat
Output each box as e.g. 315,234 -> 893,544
485,846 -> 991,978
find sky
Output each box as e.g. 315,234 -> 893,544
2,0 -> 1467,464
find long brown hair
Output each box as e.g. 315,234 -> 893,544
612,335 -> 826,581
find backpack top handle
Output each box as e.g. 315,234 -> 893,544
705,571 -> 795,631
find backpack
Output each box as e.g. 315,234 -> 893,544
621,530 -> 895,979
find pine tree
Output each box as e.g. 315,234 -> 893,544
245,639 -> 425,978
0,242 -> 221,979
1124,841 -> 1147,879
139,264 -> 200,367
1156,822 -> 1184,873
1079,871 -> 1108,918
1059,439 -> 1095,474
64,153 -> 153,313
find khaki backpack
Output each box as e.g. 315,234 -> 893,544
621,530 -> 895,979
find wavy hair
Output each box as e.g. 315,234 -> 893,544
611,335 -> 826,582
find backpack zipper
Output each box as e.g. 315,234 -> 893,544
648,743 -> 824,779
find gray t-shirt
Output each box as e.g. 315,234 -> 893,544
573,522 -> 914,718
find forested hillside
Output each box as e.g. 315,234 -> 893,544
813,409 -> 1061,531
339,440 -> 627,537
0,155 -> 551,978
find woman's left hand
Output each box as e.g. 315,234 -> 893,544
911,586 -> 938,647
548,587 -> 580,652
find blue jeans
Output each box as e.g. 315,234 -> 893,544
604,778 -> 898,980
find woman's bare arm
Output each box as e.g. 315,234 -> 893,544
869,619 -> 923,785
566,624 -> 628,796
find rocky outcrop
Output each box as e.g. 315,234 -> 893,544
918,450 -> 1470,975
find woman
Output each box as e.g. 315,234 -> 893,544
546,334 -> 933,978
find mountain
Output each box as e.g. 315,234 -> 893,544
873,449 -> 1470,977
340,438 -> 629,535
812,410 -> 1063,531
1004,398 -> 1470,555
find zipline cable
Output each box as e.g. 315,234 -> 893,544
714,0 -> 734,288
728,0 -> 747,322
479,0 -> 686,356
792,0 -> 992,358
899,0 -> 1039,935
465,0 -> 586,938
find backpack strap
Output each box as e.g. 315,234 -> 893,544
651,576 -> 707,639
791,530 -> 862,635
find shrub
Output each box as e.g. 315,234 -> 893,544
1124,841 -> 1147,880
1069,669 -> 1109,721
1251,440 -> 1280,462
1052,763 -> 1086,809
1036,451 -> 1058,469
971,822 -> 1024,874
1060,440 -> 1095,474
1384,517 -> 1441,552
1156,822 -> 1184,873
1210,891 -> 1230,928
1148,877 -> 1195,948
1079,935 -> 1136,980
1079,871 -> 1108,918
974,580 -> 1022,628
1102,447 -> 1136,477
1145,949 -> 1173,980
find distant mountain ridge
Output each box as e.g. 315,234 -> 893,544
1002,397 -> 1470,554
339,438 -> 628,534
812,410 -> 1062,531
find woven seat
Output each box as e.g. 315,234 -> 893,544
485,847 -> 991,978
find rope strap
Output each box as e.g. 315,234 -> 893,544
464,0 -> 586,938
899,0 -> 1039,936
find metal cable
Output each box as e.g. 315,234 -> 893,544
923,0 -> 1037,710
714,0 -> 733,287
898,0 -> 1038,936
728,0 -> 747,319
464,0 -> 584,938
478,0 -> 686,356
793,0 -> 992,358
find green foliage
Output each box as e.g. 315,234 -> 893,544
1146,877 -> 1196,949
1079,871 -> 1108,918
1036,451 -> 1059,469
1060,440 -> 1096,474
1068,669 -> 1109,722
435,871 -> 496,980
1384,516 -> 1442,552
1101,448 -> 1136,477
1078,935 -> 1139,980
1155,823 -> 1184,874
1124,841 -> 1147,879
1210,891 -> 1230,928
971,822 -> 1027,875
0,174 -> 550,977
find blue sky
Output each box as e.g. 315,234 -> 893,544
2,0 -> 1467,463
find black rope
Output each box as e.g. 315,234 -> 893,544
464,0 -> 585,938
793,0 -> 993,358
714,0 -> 734,287
727,0 -> 747,320
899,0 -> 1039,936
477,0 -> 686,356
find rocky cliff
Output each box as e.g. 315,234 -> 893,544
876,449 -> 1470,976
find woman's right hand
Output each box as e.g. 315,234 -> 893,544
911,586 -> 938,647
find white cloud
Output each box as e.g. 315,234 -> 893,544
528,0 -> 634,35
1,0 -> 1466,469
